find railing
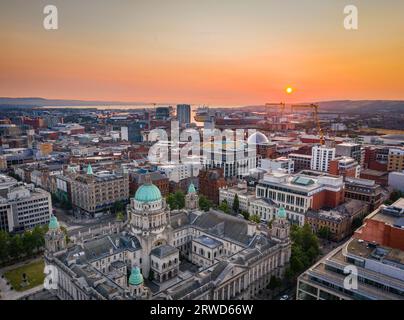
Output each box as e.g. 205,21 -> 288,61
325,258 -> 404,290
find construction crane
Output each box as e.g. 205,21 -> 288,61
291,104 -> 325,145
265,102 -> 286,116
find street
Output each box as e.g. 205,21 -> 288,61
53,207 -> 119,236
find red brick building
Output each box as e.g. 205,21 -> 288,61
354,198 -> 404,251
328,157 -> 359,178
311,187 -> 345,210
22,117 -> 46,129
359,169 -> 388,187
198,168 -> 227,204
364,146 -> 389,171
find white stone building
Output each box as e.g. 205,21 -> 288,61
0,182 -> 52,232
259,157 -> 294,174
311,145 -> 336,172
219,182 -> 255,213
44,176 -> 291,300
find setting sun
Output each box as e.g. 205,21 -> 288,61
286,87 -> 294,94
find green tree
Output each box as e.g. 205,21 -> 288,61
219,200 -> 230,214
116,212 -> 125,222
174,191 -> 185,209
286,224 -> 320,280
317,226 -> 332,240
60,226 -> 70,244
232,194 -> 240,213
9,234 -> 23,260
167,194 -> 176,210
249,214 -> 261,223
112,200 -> 125,214
0,231 -> 10,263
167,191 -> 186,210
241,211 -> 249,220
31,225 -> 46,250
199,196 -> 212,212
22,232 -> 36,257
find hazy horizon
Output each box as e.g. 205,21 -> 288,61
1,0 -> 404,105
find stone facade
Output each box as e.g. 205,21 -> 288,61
70,166 -> 129,217
45,178 -> 291,300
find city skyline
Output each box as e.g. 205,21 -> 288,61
1,0 -> 404,105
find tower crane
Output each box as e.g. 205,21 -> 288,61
291,104 -> 325,145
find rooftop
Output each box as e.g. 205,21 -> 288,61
194,235 -> 223,249
367,199 -> 404,227
150,245 -> 178,258
360,169 -> 388,177
347,238 -> 404,266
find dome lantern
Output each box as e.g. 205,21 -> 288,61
277,206 -> 287,219
86,164 -> 93,175
129,267 -> 144,286
48,215 -> 60,230
187,183 -> 196,194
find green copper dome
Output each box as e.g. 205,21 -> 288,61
277,207 -> 287,219
188,183 -> 196,194
129,267 -> 143,286
48,215 -> 59,230
134,183 -> 162,202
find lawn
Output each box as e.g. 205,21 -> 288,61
4,259 -> 45,292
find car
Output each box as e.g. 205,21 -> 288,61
280,295 -> 289,300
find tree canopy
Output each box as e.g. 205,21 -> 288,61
285,224 -> 320,280
249,214 -> 261,224
317,226 -> 332,240
232,194 -> 240,213
218,199 -> 231,214
167,191 -> 185,210
199,195 -> 212,212
0,225 -> 47,265
112,200 -> 125,214
240,211 -> 249,220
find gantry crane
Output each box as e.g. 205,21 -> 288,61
265,102 -> 286,116
291,104 -> 325,145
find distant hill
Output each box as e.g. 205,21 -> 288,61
0,97 -> 147,107
315,100 -> 404,114
245,100 -> 404,114
0,97 -> 404,114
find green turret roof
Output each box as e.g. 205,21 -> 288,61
48,215 -> 59,230
277,206 -> 287,219
188,183 -> 196,194
86,164 -> 93,175
134,183 -> 162,202
129,267 -> 143,286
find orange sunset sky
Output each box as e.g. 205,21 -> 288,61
0,0 -> 403,105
